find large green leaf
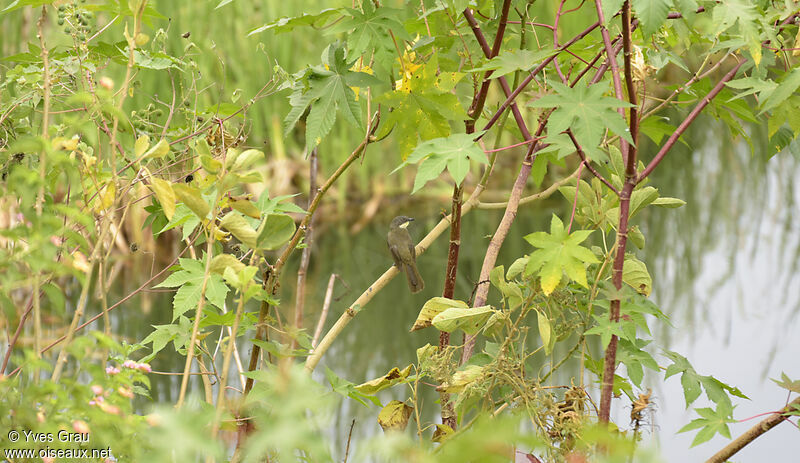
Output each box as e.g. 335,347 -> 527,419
283,43 -> 379,150
632,0 -> 671,37
528,82 -> 633,161
524,215 -> 600,295
155,257 -> 229,320
394,133 -> 487,193
328,3 -> 410,59
257,214 -> 296,250
376,57 -> 465,158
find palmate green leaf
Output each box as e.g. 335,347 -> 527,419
664,351 -> 703,406
303,44 -> 364,149
772,372 -> 800,394
283,43 -> 379,150
395,133 -> 487,193
329,3 -> 410,59
528,82 -> 633,162
632,0 -> 671,37
678,402 -> 734,447
725,76 -> 777,102
524,214 -> 599,295
468,49 -> 557,77
617,338 -> 659,387
155,258 -> 229,320
376,57 -> 466,158
710,0 -> 762,65
585,315 -> 626,348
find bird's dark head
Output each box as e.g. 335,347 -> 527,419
390,215 -> 415,230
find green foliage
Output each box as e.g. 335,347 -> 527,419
376,56 -> 466,158
2,0 -> 798,460
0,336 -> 152,461
524,214 -> 600,295
155,257 -> 229,320
395,133 -> 488,192
284,42 -> 380,150
529,82 -> 634,161
678,402 -> 735,447
469,48 -> 557,77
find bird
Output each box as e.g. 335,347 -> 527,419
387,216 -> 424,294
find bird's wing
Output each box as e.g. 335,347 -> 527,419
388,242 -> 402,267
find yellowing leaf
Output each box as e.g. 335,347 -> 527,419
230,149 -> 264,172
432,424 -> 454,443
94,181 -> 116,212
355,365 -> 413,395
437,365 -> 485,393
135,135 -> 150,158
525,214 -> 599,295
410,297 -> 468,332
209,254 -> 246,275
229,198 -> 261,219
143,138 -> 170,159
149,178 -> 176,220
431,306 -> 496,335
416,343 -> 437,367
537,310 -> 553,354
376,56 -> 466,158
623,255 -> 652,296
172,184 -> 210,220
199,154 -> 222,174
377,400 -> 413,432
219,212 -> 258,249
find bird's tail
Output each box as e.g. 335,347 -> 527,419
404,262 -> 425,294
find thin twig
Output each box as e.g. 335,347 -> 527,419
311,274 -> 337,348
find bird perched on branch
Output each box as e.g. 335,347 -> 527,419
387,216 -> 424,294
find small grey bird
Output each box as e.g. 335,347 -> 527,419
387,216 -> 424,294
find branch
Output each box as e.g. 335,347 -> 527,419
593,0 -> 630,162
475,166 -> 581,209
305,185 -> 486,373
479,20 -> 601,136
246,113 -> 380,392
566,129 -> 619,195
638,61 -> 743,182
621,0 -> 638,177
292,146 -> 319,350
460,141 -> 538,363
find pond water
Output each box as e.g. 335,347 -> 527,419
117,119 -> 799,461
